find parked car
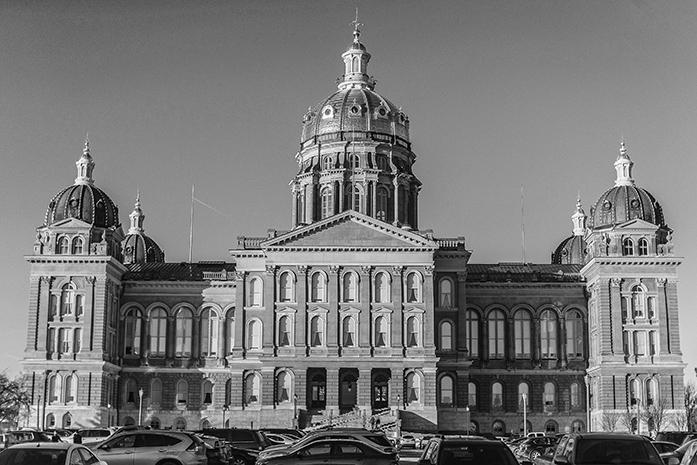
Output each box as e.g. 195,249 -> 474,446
261,428 -> 395,456
74,428 -> 112,445
400,434 -> 417,449
656,432 -> 694,446
259,428 -> 305,439
201,428 -> 270,451
0,442 -> 107,465
418,436 -> 518,465
256,438 -> 399,465
92,429 -> 207,465
661,439 -> 697,465
542,432 -> 664,465
516,436 -> 558,463
678,440 -> 697,465
5,430 -> 54,445
653,441 -> 681,454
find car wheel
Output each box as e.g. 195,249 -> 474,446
229,455 -> 248,465
531,450 -> 540,459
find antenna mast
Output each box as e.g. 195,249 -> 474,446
189,184 -> 195,263
521,185 -> 526,263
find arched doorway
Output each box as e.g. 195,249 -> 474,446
371,369 -> 390,412
307,368 -> 326,410
339,368 -> 358,413
62,412 -> 72,429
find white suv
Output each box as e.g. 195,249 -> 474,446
93,429 -> 207,465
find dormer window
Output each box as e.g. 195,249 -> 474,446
623,238 -> 634,256
71,237 -> 83,254
638,238 -> 649,256
57,236 -> 69,254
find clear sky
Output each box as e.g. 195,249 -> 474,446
1,0 -> 696,380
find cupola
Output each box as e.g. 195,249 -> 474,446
121,193 -> 164,265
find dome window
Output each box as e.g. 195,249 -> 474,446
603,200 -> 612,210
321,105 -> 334,120
348,105 -> 362,117
378,107 -> 387,117
630,199 -> 640,208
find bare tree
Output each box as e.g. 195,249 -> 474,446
685,382 -> 697,431
600,410 -> 622,432
0,373 -> 30,427
620,408 -> 638,433
644,400 -> 668,434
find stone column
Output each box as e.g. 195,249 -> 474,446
166,315 -> 176,361
305,182 -> 315,224
34,276 -> 48,352
506,317 -> 515,366
481,316 -> 490,363
666,279 -> 681,354
560,313 -> 568,368
216,315 -> 226,362
338,180 -> 344,213
191,314 -> 201,360
232,272 -> 245,357
532,317 -> 540,366
656,278 -> 669,353
391,266 -> 404,350
326,368 -> 339,414
359,266 -> 371,347
422,266 -> 435,350
392,179 -> 400,226
327,267 -> 340,351
456,272 -> 468,358
371,181 -> 377,218
263,266 -> 276,349
295,266 -> 308,352
290,185 -> 298,227
610,278 -> 623,355
90,277 -> 106,353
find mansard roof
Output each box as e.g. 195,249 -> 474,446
466,263 -> 584,283
123,261 -> 235,281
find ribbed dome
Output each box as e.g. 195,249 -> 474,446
300,87 -> 409,145
122,233 -> 164,265
552,235 -> 586,265
45,183 -> 119,228
588,185 -> 664,229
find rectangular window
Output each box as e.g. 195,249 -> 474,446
58,328 -> 70,354
465,317 -> 479,357
488,320 -> 504,359
635,332 -> 646,356
649,331 -> 657,356
514,320 -> 530,357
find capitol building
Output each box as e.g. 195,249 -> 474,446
21,25 -> 686,435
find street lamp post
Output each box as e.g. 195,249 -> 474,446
293,394 -> 298,429
222,404 -> 229,428
465,406 -> 470,436
36,392 -> 41,429
138,388 -> 144,426
107,404 -> 111,428
635,400 -> 641,435
584,374 -> 591,432
396,394 -> 402,439
522,393 -> 528,436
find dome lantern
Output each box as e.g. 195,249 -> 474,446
338,14 -> 373,91
571,194 -> 586,236
614,139 -> 635,187
128,191 -> 145,234
75,135 -> 95,185
122,192 -> 164,265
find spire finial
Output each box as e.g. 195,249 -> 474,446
129,190 -> 145,234
619,137 -> 628,159
83,133 -> 91,158
75,134 -> 95,185
351,7 -> 362,42
614,138 -> 635,186
572,193 -> 586,236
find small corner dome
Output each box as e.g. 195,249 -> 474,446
122,233 -> 164,265
589,185 -> 664,229
45,184 -> 119,228
552,235 -> 586,265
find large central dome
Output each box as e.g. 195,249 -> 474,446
299,25 -> 410,150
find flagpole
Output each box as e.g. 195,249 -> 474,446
189,184 -> 194,263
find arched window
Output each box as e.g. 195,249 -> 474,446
629,378 -> 641,406
566,310 -> 584,358
248,277 -> 263,307
514,310 -> 531,358
634,331 -> 647,356
646,379 -> 658,406
124,378 -> 137,405
468,382 -> 477,407
72,328 -> 82,353
439,278 -> 453,307
406,372 -> 421,403
323,157 -> 332,170
150,417 -> 161,429
623,237 -> 635,256
124,308 -> 142,356
492,420 -> 505,436
202,380 -> 213,405
465,310 -> 479,357
439,320 -> 453,351
62,413 -> 72,429
150,378 -> 162,407
247,319 -> 262,350
570,382 -> 581,408
406,316 -> 420,347
244,373 -> 260,404
174,418 -> 187,430
540,310 -> 557,359
518,382 -> 529,411
278,315 -> 291,346
638,238 -> 649,256
572,420 -> 584,432
46,413 -> 55,428
374,272 -> 391,303
276,371 -> 292,403
649,331 -> 657,356
63,373 -> 77,403
49,374 -> 62,404
57,236 -> 69,254
631,285 -> 645,318
342,272 -> 358,302
149,307 -> 167,356
176,379 -> 188,406
342,316 -> 357,347
175,308 -> 193,357
346,184 -> 362,213
439,375 -> 454,406
405,272 -> 422,303
310,272 -> 326,302
71,237 -> 83,254
374,315 -> 388,347
543,382 -> 556,410
60,283 -> 75,316
492,382 -> 503,409
351,56 -> 358,73
545,420 -> 558,434
200,308 -> 219,357
310,316 -> 323,347
320,187 -> 333,219
376,187 -> 388,221
279,272 -> 294,302
488,309 -> 505,359
647,297 -> 656,319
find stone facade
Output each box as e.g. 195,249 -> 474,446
21,26 -> 685,435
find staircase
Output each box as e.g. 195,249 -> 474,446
303,407 -> 400,432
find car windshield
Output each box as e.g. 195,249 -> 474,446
439,443 -> 516,465
576,439 -> 659,464
0,449 -> 67,465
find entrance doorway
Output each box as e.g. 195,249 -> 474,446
339,368 -> 358,413
371,369 -> 390,412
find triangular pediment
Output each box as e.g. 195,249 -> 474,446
614,218 -> 659,231
263,211 -> 438,250
48,217 -> 93,229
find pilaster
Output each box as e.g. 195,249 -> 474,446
391,266 -> 403,351
359,266 -> 371,347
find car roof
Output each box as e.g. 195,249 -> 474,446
440,437 -> 506,444
570,432 -> 649,440
7,442 -> 76,450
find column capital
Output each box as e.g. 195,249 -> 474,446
233,271 -> 245,281
610,277 -> 622,287
360,265 -> 372,275
265,265 -> 277,275
457,271 -> 467,282
424,265 -> 435,276
296,265 -> 309,275
391,265 -> 404,276
657,278 -> 667,287
328,265 -> 340,275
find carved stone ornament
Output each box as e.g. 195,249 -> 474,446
360,265 -> 372,275
86,276 -> 96,285
457,271 -> 467,282
296,265 -> 309,274
611,277 -> 622,287
424,265 -> 435,276
391,265 -> 404,275
233,271 -> 245,281
657,278 -> 667,288
265,265 -> 276,275
39,276 -> 51,285
328,265 -> 340,275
